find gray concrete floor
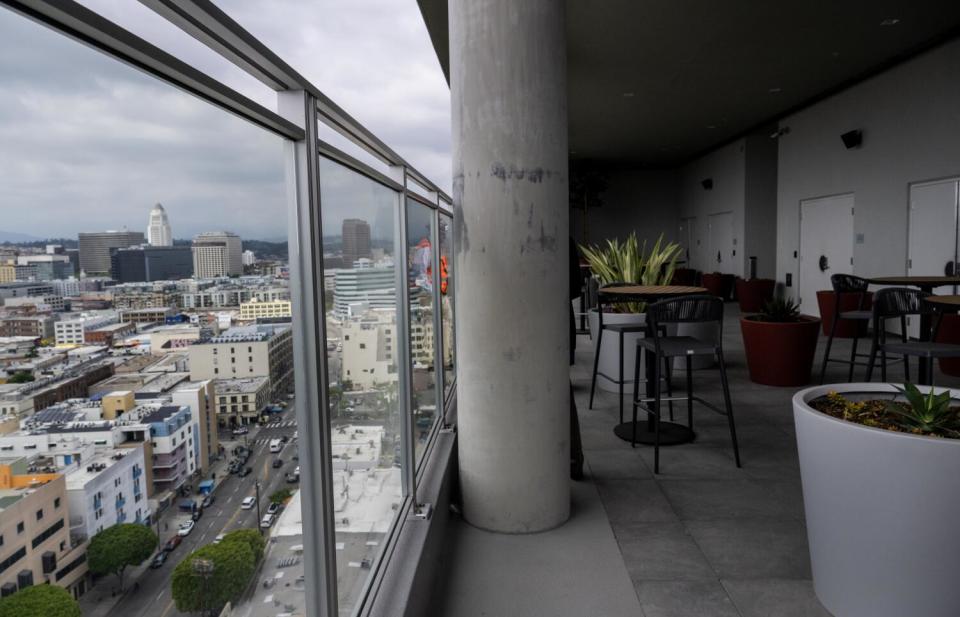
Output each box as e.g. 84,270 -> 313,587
440,304 -> 960,616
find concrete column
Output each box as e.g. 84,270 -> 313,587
450,0 -> 569,533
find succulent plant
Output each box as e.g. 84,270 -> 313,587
756,295 -> 802,323
888,383 -> 960,437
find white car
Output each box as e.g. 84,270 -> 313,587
213,533 -> 225,544
260,513 -> 275,529
241,496 -> 256,510
177,520 -> 195,537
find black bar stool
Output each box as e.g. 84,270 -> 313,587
865,287 -> 960,384
589,282 -> 673,424
819,274 -> 874,384
632,295 -> 740,474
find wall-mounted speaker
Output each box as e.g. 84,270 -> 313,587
841,130 -> 863,149
701,178 -> 713,190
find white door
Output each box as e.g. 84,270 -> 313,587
906,178 -> 959,337
679,216 -> 697,269
799,194 -> 855,316
707,211 -> 735,275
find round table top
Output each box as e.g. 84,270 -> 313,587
868,276 -> 960,287
598,285 -> 707,298
924,295 -> 960,307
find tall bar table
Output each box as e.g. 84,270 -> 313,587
597,284 -> 707,445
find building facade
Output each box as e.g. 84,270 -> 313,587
239,299 -> 292,320
146,203 -> 172,247
77,231 -> 145,277
188,324 -> 293,398
342,218 -> 372,268
111,246 -> 193,283
191,232 -> 242,278
214,376 -> 270,426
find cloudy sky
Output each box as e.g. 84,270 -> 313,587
0,0 -> 451,242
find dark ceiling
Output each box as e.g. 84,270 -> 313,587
417,1 -> 960,166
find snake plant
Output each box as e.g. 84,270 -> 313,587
579,233 -> 681,312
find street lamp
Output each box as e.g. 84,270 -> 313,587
191,557 -> 215,617
255,480 -> 263,536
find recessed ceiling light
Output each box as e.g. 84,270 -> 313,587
622,92 -> 635,98
768,87 -> 782,93
880,18 -> 900,26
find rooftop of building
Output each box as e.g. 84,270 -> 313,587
64,446 -> 139,488
215,376 -> 269,393
139,404 -> 186,424
199,323 -> 291,344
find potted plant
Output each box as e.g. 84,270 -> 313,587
580,233 -> 680,392
793,383 -> 960,617
734,277 -> 775,313
740,295 -> 820,386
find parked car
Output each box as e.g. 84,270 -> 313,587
260,513 -> 275,529
163,536 -> 182,552
239,467 -> 252,478
229,463 -> 241,474
232,426 -> 249,436
241,496 -> 256,510
191,509 -> 203,522
177,520 -> 195,537
272,458 -> 283,469
280,435 -> 289,443
285,472 -> 299,483
201,495 -> 215,508
266,502 -> 281,515
213,533 -> 225,544
150,551 -> 168,569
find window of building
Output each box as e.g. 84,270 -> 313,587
35,509 -> 43,521
54,497 -> 60,509
16,522 -> 23,534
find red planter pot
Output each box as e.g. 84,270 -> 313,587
740,315 -> 821,386
935,314 -> 960,377
815,290 -> 874,337
701,273 -> 724,297
735,278 -> 776,313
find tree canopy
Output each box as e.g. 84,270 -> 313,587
7,371 -> 35,384
171,541 -> 255,613
269,488 -> 292,505
222,528 -> 266,563
0,584 -> 81,617
88,523 -> 158,589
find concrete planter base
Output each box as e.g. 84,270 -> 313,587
588,309 -> 646,393
793,383 -> 960,617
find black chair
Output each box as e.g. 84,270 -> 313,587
819,274 -> 875,384
631,295 -> 740,474
865,287 -> 960,384
589,283 -> 673,425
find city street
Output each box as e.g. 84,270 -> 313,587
99,408 -> 299,617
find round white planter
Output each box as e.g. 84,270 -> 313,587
588,308 -> 646,393
793,383 -> 960,617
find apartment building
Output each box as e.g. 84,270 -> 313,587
188,324 -> 293,398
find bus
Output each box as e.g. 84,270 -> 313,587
269,438 -> 283,453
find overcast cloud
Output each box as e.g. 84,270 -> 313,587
0,1 -> 450,241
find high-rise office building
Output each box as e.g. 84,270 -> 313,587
110,245 -> 193,282
342,218 -> 372,268
78,230 -> 145,277
192,231 -> 242,278
146,203 -> 173,246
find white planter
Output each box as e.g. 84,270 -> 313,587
588,308 -> 646,393
672,321 -> 715,371
793,383 -> 960,617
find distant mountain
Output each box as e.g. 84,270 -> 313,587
0,230 -> 42,244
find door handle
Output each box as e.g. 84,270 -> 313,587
717,251 -> 722,263
819,255 -> 829,272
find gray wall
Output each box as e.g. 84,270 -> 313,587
776,38 -> 960,295
744,132 -> 779,279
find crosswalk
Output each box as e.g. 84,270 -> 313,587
264,420 -> 297,430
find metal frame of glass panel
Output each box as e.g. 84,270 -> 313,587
0,2 -> 456,616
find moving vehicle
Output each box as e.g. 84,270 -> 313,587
232,426 -> 249,436
177,520 -> 195,537
150,552 -> 168,569
269,438 -> 283,453
272,458 -> 283,469
239,467 -> 252,477
241,496 -> 256,510
260,513 -> 275,528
